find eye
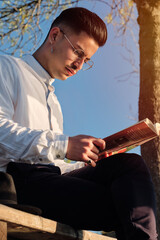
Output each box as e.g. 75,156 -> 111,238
74,49 -> 85,59
84,58 -> 89,63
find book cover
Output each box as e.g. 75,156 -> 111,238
99,118 -> 160,159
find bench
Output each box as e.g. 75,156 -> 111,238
0,204 -> 116,240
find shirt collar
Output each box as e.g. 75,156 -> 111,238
22,55 -> 55,86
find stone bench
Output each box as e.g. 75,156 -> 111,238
0,204 -> 116,240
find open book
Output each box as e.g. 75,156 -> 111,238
99,118 -> 160,159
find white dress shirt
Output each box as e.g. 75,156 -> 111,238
0,54 -> 84,173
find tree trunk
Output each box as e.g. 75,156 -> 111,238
135,0 -> 160,237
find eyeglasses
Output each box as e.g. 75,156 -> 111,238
60,29 -> 94,71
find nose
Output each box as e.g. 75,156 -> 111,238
73,58 -> 84,70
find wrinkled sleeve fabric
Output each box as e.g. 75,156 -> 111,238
0,55 -> 68,170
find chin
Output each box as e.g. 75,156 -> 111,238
59,78 -> 67,81
54,70 -> 71,80
58,73 -> 70,81
56,75 -> 67,81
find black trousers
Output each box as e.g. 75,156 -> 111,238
7,153 -> 158,240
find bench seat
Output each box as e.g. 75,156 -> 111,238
0,204 -> 116,240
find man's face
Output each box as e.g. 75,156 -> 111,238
45,28 -> 99,80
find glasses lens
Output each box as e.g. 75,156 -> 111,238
74,50 -> 94,71
82,60 -> 94,71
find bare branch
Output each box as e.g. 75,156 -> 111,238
0,0 -> 80,55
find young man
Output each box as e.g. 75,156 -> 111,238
0,7 -> 158,240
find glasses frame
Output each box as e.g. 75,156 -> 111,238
60,29 -> 94,71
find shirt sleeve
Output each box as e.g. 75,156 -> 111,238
0,56 -> 68,164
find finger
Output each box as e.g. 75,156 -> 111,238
88,150 -> 99,161
93,138 -> 106,151
86,159 -> 96,167
98,151 -> 109,160
91,144 -> 100,154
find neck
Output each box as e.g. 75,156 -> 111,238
33,46 -> 47,72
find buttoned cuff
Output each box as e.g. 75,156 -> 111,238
54,134 -> 68,159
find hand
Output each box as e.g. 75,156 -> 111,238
66,135 -> 106,167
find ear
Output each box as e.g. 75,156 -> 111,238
49,27 -> 61,44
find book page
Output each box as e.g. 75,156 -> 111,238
154,123 -> 160,135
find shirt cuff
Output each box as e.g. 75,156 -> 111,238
54,134 -> 68,159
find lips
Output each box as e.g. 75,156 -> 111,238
65,67 -> 76,76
